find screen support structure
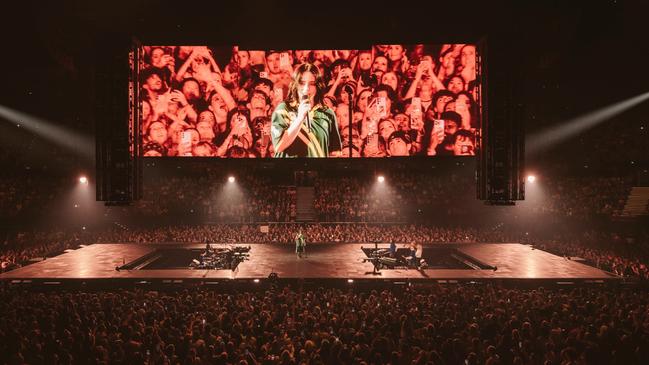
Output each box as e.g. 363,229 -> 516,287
477,37 -> 525,205
95,37 -> 142,204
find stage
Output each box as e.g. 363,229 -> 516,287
0,243 -> 620,285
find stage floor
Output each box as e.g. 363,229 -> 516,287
1,243 -> 619,283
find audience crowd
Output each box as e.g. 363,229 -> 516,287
0,171 -> 633,224
133,173 -> 295,223
0,170 -> 647,365
2,284 -> 649,364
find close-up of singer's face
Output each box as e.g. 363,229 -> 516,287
297,71 -> 317,101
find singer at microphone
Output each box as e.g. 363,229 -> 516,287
270,63 -> 342,158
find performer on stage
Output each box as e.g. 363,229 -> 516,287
271,63 -> 342,157
408,241 -> 418,267
295,230 -> 306,258
415,242 -> 423,268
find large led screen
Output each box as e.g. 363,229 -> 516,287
138,44 -> 481,158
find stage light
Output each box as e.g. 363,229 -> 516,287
253,279 -> 260,283
527,175 -> 536,183
79,176 -> 88,185
0,105 -> 94,160
377,175 -> 385,183
528,91 -> 649,155
347,279 -> 354,283
228,176 -> 235,183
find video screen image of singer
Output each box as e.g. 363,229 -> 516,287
138,45 -> 481,158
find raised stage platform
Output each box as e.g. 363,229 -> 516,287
0,243 -> 620,285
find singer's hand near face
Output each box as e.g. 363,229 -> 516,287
297,98 -> 311,124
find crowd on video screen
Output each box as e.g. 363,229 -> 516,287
138,44 -> 481,157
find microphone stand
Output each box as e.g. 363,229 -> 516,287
302,95 -> 311,132
306,111 -> 311,132
344,84 -> 354,158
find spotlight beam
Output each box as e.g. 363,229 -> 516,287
0,105 -> 94,159
527,91 -> 649,155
